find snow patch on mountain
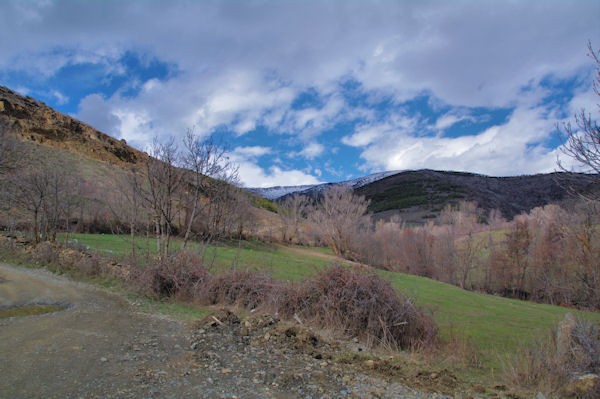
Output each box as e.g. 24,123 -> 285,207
247,170 -> 401,200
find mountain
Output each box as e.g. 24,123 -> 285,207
355,169 -> 599,222
252,167 -> 598,223
247,170 -> 401,200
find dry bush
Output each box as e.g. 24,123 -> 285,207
75,255 -> 103,276
283,266 -> 438,350
505,316 -> 600,396
136,250 -> 209,299
0,235 -> 23,257
56,248 -> 83,271
198,270 -> 277,309
30,241 -> 61,266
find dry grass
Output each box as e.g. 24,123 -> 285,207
504,316 -> 600,397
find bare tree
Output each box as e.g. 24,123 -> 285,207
13,168 -> 49,242
558,42 -> 600,196
144,137 -> 184,259
108,165 -> 150,257
278,193 -> 309,243
181,130 -> 236,247
0,117 -> 19,175
309,185 -> 370,258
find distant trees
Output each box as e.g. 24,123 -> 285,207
295,192 -> 598,309
9,158 -> 81,242
278,193 -> 309,243
309,186 -> 370,258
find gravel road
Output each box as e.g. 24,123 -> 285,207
0,263 -> 454,399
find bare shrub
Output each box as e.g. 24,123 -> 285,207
137,251 -> 209,299
284,266 -> 438,350
75,255 -> 103,277
309,186 -> 370,259
199,270 -> 276,309
30,241 -> 61,266
505,316 -> 600,395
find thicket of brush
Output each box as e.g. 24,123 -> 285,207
137,259 -> 437,350
0,236 -> 437,351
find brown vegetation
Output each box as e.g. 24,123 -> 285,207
504,313 -> 600,397
356,201 -> 600,310
0,236 -> 437,352
277,187 -> 599,310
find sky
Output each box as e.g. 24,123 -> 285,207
1,0 -> 598,187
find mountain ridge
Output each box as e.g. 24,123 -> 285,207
247,170 -> 401,200
252,168 -> 599,222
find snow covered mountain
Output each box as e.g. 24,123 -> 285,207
247,170 -> 401,200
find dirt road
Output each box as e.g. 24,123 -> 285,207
0,263 -> 450,398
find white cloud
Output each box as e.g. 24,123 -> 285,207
3,1 -> 595,111
75,93 -> 120,136
232,146 -> 271,159
346,105 -> 563,176
229,145 -> 321,187
298,142 -> 324,160
2,0 -> 598,179
433,111 -> 474,131
236,163 -> 322,188
51,90 -> 68,105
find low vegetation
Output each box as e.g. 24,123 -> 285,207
2,233 -> 598,384
504,314 -> 600,397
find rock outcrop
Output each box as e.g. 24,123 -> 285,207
0,85 -> 145,165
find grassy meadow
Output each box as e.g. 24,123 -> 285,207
59,232 -> 600,375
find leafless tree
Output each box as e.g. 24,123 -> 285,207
278,193 -> 309,243
558,41 -> 600,200
0,117 -> 19,175
13,169 -> 49,242
42,168 -> 80,241
309,185 -> 370,258
144,137 -> 184,259
181,130 -> 236,247
109,165 -> 150,257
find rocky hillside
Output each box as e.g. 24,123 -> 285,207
0,85 -> 145,166
356,169 -> 600,221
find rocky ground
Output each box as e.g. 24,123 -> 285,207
0,263 -> 489,398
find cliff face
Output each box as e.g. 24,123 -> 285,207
0,86 -> 145,165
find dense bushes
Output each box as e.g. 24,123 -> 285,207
140,261 -> 437,350
0,237 -> 437,351
136,251 -> 209,299
284,266 -> 438,349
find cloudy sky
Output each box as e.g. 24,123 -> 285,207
1,0 -> 598,187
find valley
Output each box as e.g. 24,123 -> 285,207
1,85 -> 599,398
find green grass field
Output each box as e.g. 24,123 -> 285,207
59,232 -> 600,374
60,233 -> 341,281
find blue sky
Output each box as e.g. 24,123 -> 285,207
1,0 -> 598,187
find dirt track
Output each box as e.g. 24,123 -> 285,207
0,263 -> 450,399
